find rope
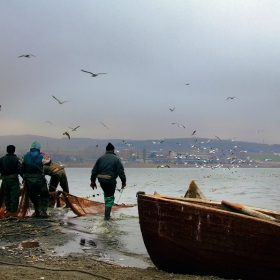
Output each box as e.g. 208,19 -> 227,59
0,260 -> 113,280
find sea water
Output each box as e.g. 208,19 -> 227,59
53,167 -> 280,268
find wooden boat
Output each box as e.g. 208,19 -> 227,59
137,181 -> 280,280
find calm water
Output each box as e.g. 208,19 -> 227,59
53,167 -> 280,268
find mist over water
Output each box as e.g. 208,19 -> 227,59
55,167 -> 280,268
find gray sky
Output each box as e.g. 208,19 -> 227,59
1,0 -> 280,144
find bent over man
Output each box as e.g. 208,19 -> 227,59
22,141 -> 49,217
90,143 -> 126,220
0,145 -> 22,213
42,153 -> 69,207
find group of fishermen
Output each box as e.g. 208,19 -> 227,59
0,141 -> 69,217
0,141 -> 126,220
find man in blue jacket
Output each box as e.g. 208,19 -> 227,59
90,143 -> 126,220
0,145 -> 22,213
22,141 -> 49,217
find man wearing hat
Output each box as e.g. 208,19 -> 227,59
0,145 -> 22,213
90,142 -> 126,220
22,141 -> 49,217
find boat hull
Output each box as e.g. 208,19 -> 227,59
137,194 -> 280,280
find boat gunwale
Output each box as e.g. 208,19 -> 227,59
138,193 -> 280,225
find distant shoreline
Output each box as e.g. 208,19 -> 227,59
65,162 -> 280,168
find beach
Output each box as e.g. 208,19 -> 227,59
1,167 -> 279,279
0,216 -> 226,280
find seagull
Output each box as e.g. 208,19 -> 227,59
169,107 -> 175,112
52,95 -> 70,104
185,83 -> 190,85
100,122 -> 108,129
81,70 -> 107,77
0,105 -> 1,111
255,129 -> 264,133
45,121 -> 52,125
191,130 -> 196,136
214,135 -> 222,141
152,141 -> 164,144
157,164 -> 170,168
63,131 -> 70,139
18,54 -> 35,58
226,96 -> 237,101
69,126 -> 80,131
172,123 -> 185,128
58,161 -> 65,167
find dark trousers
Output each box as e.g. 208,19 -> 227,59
48,173 -> 69,193
99,182 -> 116,197
1,178 -> 20,213
99,182 -> 116,208
26,177 -> 49,213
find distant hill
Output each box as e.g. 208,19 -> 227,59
1,134 -> 280,156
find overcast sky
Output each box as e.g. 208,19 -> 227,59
1,1 -> 280,144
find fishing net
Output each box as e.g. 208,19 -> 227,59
0,185 -> 136,219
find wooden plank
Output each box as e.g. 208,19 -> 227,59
184,180 -> 207,200
222,200 -> 280,222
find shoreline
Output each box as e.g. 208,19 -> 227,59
0,212 -> 226,280
66,162 -> 280,168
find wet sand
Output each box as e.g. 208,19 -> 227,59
0,213 -> 227,280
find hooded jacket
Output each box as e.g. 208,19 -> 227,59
22,148 -> 44,177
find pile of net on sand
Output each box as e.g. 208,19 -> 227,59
0,186 -> 136,219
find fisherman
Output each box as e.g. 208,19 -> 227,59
22,141 -> 49,217
0,145 -> 22,213
42,152 -> 69,207
90,142 -> 126,220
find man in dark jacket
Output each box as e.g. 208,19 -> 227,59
90,143 -> 126,220
0,145 -> 22,213
22,141 -> 49,217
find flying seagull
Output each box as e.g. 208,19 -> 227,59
169,107 -> 175,112
185,83 -> 190,85
100,122 -> 108,129
191,130 -> 196,136
52,95 -> 70,104
45,121 -> 52,125
81,70 -> 107,77
63,131 -> 70,139
214,135 -> 222,141
69,126 -> 80,131
172,123 -> 185,128
18,54 -> 35,58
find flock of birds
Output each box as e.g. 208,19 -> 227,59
15,52 -> 109,140
14,54 -> 270,170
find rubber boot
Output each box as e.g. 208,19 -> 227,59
104,206 -> 112,220
41,198 -> 50,218
32,201 -> 41,218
